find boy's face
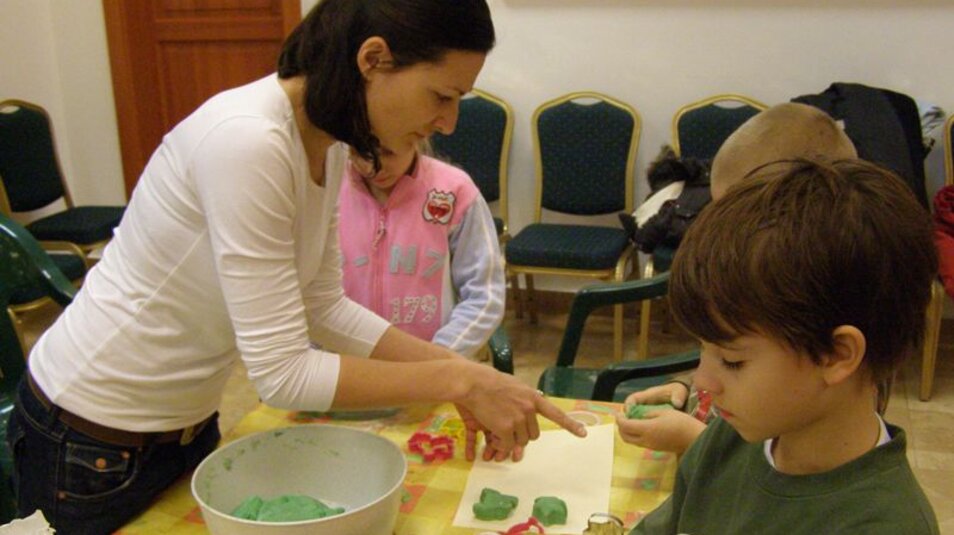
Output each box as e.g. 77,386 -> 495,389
693,333 -> 829,443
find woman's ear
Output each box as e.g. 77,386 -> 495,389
821,325 -> 866,386
357,36 -> 394,79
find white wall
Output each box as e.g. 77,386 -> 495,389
5,0 -> 954,290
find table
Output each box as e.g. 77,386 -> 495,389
117,398 -> 676,534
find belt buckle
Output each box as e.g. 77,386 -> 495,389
179,424 -> 197,446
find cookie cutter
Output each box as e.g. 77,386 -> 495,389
582,512 -> 625,535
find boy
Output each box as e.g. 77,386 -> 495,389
617,102 -> 859,454
631,159 -> 939,534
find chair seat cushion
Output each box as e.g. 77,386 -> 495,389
505,224 -> 628,271
538,366 -> 673,403
10,252 -> 84,305
652,245 -> 676,273
26,206 -> 124,245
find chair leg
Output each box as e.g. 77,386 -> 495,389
920,281 -> 944,401
510,273 -> 524,319
638,299 -> 651,360
613,304 -> 623,361
525,274 -> 538,324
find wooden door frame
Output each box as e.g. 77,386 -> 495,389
102,0 -> 301,197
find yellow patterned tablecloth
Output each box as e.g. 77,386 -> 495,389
117,398 -> 675,534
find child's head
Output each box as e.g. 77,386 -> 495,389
670,159 -> 936,441
710,103 -> 857,200
349,143 -> 419,195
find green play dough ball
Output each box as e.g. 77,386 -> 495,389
473,487 -> 518,521
231,496 -> 264,520
625,403 -> 675,419
231,494 -> 345,522
532,496 -> 568,526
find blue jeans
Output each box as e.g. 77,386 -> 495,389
6,377 -> 220,534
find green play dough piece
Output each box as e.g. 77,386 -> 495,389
626,403 -> 675,419
532,496 -> 567,526
231,494 -> 345,522
472,487 -> 518,521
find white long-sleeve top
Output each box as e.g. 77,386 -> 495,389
29,74 -> 390,432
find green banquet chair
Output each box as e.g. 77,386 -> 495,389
0,212 -> 78,522
635,94 -> 768,361
0,99 -> 125,260
506,92 -> 640,362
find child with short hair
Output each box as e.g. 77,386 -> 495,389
631,158 -> 939,534
617,102 -> 859,454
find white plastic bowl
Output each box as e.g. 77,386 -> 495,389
191,424 -> 407,535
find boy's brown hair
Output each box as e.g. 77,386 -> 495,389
670,159 -> 937,383
710,103 -> 857,200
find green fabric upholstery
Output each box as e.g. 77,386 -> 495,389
536,100 -> 634,215
676,103 -> 761,160
0,212 -> 77,523
431,94 -> 507,204
652,245 -> 676,274
505,223 -> 628,270
0,102 -> 65,211
492,216 -> 504,237
536,273 -> 701,402
0,99 -> 125,249
25,205 -> 124,245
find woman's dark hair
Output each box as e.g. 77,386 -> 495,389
278,0 -> 495,168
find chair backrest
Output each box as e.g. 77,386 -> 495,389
0,213 -> 76,395
556,273 -> 670,367
430,89 -> 513,231
532,92 -> 640,220
946,114 -> 954,187
0,99 -> 72,214
671,94 -> 768,161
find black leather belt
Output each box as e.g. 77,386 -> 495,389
26,372 -> 213,448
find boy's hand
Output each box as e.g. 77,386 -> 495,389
615,409 -> 706,455
625,382 -> 690,409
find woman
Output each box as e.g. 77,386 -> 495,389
7,1 -> 584,532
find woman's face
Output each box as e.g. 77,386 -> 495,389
363,46 -> 486,157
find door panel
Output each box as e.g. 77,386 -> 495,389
103,0 -> 300,195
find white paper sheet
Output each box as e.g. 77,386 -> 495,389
452,424 -> 615,534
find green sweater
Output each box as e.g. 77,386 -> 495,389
632,418 -> 938,534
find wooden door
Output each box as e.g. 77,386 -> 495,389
103,0 -> 301,196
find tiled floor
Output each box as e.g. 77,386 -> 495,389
17,302 -> 954,533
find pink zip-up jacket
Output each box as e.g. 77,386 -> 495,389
338,155 -> 505,357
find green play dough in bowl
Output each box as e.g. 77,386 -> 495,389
625,403 -> 675,419
232,494 -> 345,522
